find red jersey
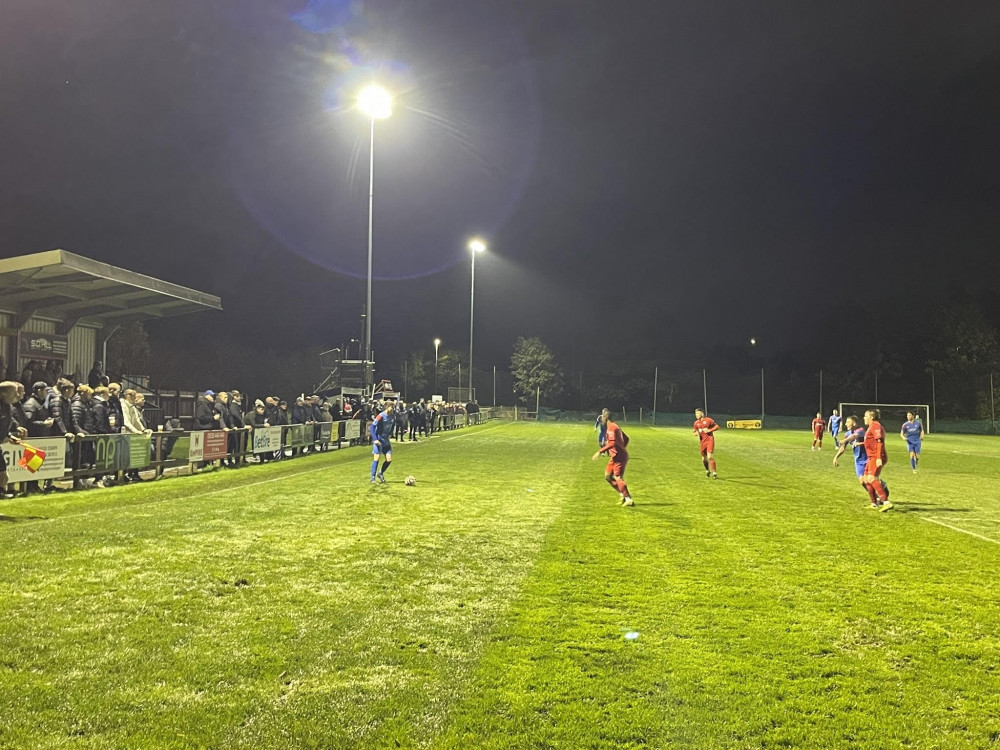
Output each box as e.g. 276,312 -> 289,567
693,417 -> 718,442
599,421 -> 629,461
812,417 -> 825,434
863,420 -> 887,461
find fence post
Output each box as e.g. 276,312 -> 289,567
652,366 -> 658,426
992,373 -> 996,435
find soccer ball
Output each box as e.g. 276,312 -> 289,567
404,475 -> 416,486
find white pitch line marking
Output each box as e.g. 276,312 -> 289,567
919,516 -> 1000,546
442,423 -> 507,441
16,424 -> 512,525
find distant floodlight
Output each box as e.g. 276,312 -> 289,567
750,337 -> 757,346
358,85 -> 392,119
468,238 -> 487,253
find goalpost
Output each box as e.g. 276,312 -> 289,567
838,403 -> 931,434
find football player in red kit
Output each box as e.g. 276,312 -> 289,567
693,408 -> 719,479
862,408 -> 892,512
811,412 -> 825,451
592,413 -> 633,506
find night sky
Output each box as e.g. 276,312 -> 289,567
3,1 -> 1000,373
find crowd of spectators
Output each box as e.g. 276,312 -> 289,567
1,375 -> 136,496
1,364 -> 485,499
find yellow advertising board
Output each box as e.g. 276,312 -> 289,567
726,419 -> 762,430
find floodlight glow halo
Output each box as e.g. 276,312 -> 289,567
358,85 -> 393,119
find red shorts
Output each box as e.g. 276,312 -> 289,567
606,457 -> 627,478
814,429 -> 824,439
699,436 -> 715,456
863,458 -> 884,478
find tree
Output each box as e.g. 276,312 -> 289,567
510,337 -> 563,405
401,351 -> 429,398
926,301 -> 1000,419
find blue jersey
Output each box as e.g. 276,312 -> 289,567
844,427 -> 866,475
828,414 -> 841,434
595,415 -> 607,446
370,410 -> 395,441
902,420 -> 922,443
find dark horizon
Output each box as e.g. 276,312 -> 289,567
4,1 -> 1000,380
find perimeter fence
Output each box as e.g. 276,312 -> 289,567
2,410 -> 497,497
546,364 -> 1000,436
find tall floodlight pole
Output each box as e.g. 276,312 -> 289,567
468,238 -> 487,403
357,85 -> 392,387
434,338 -> 441,393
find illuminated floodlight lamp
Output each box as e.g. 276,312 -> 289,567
358,85 -> 393,119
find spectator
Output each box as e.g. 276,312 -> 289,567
318,399 -> 334,451
88,360 -> 106,389
42,360 -> 59,387
122,389 -> 152,481
291,396 -> 310,455
214,391 -> 237,467
276,399 -> 291,459
194,390 -> 219,430
264,397 -> 281,430
0,381 -> 23,498
228,390 -> 250,466
20,360 -> 38,391
22,381 -> 55,493
106,383 -> 124,434
10,383 -> 28,441
395,401 -> 409,441
71,384 -> 97,473
247,400 -> 270,463
92,386 -> 114,434
408,400 -> 420,441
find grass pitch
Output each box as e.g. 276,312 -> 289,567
2,422 -> 1000,748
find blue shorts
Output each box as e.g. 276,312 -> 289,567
854,459 -> 867,478
373,437 -> 391,455
907,440 -> 921,455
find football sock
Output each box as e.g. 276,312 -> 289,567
702,458 -> 709,471
708,459 -> 717,473
616,479 -> 630,497
910,457 -> 917,470
872,479 -> 888,502
380,460 -> 391,476
605,475 -> 617,490
371,460 -> 379,479
864,484 -> 878,504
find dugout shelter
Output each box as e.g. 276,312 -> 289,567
0,249 -> 222,379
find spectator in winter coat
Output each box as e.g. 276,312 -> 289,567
214,391 -> 234,430
23,382 -> 55,438
92,387 -> 114,435
194,390 -> 219,430
57,380 -> 81,435
264,397 -> 281,429
228,391 -> 250,466
1,381 -> 24,498
88,361 -> 106,389
71,385 -> 97,436
395,401 -> 409,441
106,383 -> 124,433
11,383 -> 28,441
21,382 -> 56,493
